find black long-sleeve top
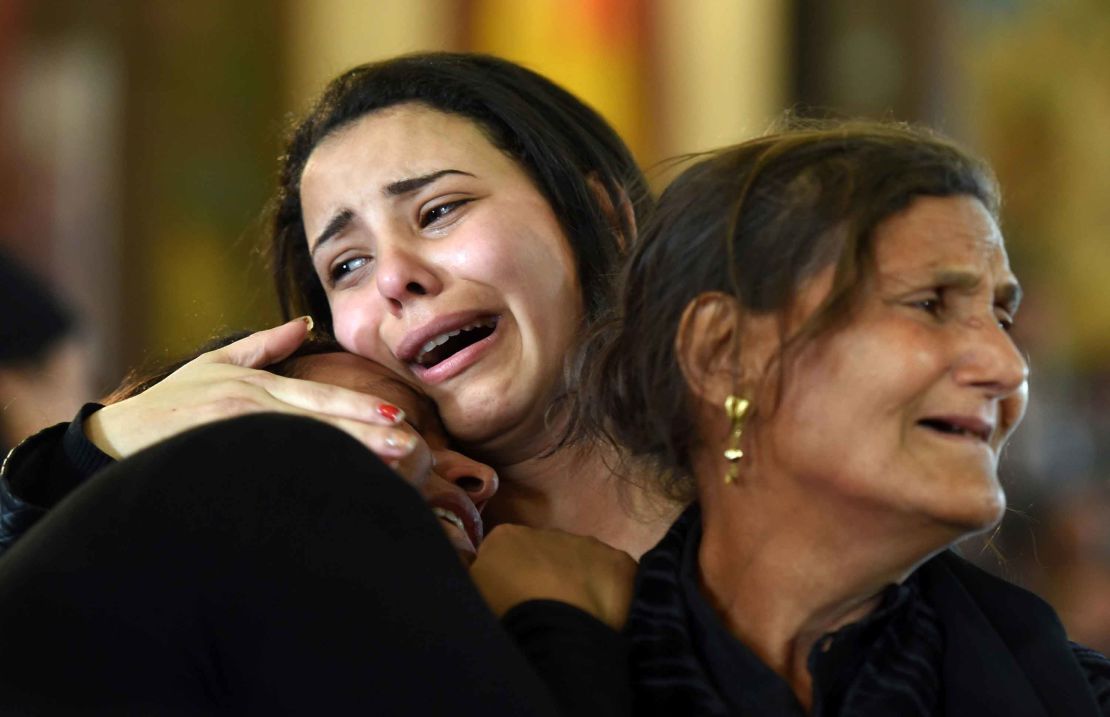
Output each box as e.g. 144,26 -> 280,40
0,410 -> 632,716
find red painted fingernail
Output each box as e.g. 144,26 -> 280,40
378,403 -> 404,423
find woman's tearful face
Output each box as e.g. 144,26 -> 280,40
300,104 -> 584,460
755,195 -> 1028,532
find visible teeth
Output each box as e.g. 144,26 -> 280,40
421,329 -> 459,355
415,318 -> 498,363
432,507 -> 466,534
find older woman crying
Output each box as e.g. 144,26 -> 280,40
578,122 -> 1110,716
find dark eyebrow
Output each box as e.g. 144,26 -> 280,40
932,269 -> 982,290
933,269 -> 1023,313
310,208 -> 354,256
310,170 -> 475,256
385,169 -> 474,197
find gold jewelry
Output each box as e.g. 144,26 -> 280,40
723,395 -> 750,484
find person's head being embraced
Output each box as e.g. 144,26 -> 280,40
111,334 -> 497,564
580,120 -> 1031,709
277,346 -> 497,563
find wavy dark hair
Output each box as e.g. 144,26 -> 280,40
573,120 -> 1001,501
269,52 -> 652,335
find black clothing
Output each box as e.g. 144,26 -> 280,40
627,504 -> 1110,716
0,414 -> 626,715
0,403 -> 111,556
504,599 -> 633,716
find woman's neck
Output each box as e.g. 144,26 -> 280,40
695,476 -> 958,710
483,442 -> 682,560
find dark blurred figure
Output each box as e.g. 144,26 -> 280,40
0,249 -> 92,458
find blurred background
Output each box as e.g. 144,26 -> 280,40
1,0 -> 1107,650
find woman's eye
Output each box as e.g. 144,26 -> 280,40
995,310 -> 1015,333
330,256 -> 371,284
912,295 -> 942,316
419,200 -> 468,229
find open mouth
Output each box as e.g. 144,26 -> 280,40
414,317 -> 498,369
918,418 -> 991,442
432,506 -> 467,535
431,505 -> 481,552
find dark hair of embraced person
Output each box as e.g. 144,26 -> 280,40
106,332 -> 497,563
572,121 -> 1110,715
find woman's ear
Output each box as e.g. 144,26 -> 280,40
675,292 -> 743,407
587,174 -> 636,252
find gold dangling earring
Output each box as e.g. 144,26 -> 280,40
723,395 -> 751,484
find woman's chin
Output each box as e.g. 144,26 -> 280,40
937,482 -> 1007,537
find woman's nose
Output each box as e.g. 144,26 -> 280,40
953,315 -> 1029,398
431,449 -> 499,512
375,243 -> 443,315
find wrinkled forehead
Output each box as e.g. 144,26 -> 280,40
871,195 -> 1017,291
289,352 -> 444,441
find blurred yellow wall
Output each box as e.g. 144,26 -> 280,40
283,0 -> 456,113
283,0 -> 790,170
